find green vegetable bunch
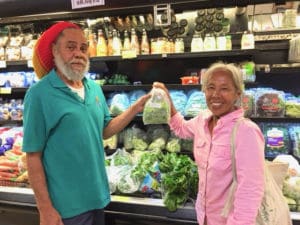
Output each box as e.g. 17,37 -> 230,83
166,136 -> 181,153
282,177 -> 300,211
285,102 -> 300,118
107,74 -> 130,85
159,153 -> 198,211
131,150 -> 163,181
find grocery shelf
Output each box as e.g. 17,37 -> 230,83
0,87 -> 28,95
101,84 -> 201,92
250,117 -> 300,123
256,64 -> 300,74
90,49 -> 258,63
0,186 -> 298,222
0,120 -> 22,126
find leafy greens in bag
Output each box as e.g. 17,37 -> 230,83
143,87 -> 170,125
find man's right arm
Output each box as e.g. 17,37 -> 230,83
26,152 -> 63,225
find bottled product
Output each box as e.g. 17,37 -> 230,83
203,33 -> 216,51
216,34 -> 226,50
283,9 -> 297,28
191,34 -> 203,52
225,35 -> 232,50
107,31 -> 113,56
96,29 -> 107,56
140,29 -> 150,55
88,32 -> 97,57
241,31 -> 255,50
174,38 -> 184,53
123,30 -> 131,51
130,28 -> 140,55
112,29 -> 121,56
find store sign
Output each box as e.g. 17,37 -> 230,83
71,0 -> 105,9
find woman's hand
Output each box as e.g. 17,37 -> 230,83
153,81 -> 178,116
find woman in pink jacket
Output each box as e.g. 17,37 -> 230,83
154,62 -> 265,225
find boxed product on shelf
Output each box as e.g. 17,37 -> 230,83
262,123 -> 290,158
285,95 -> 300,118
254,89 -> 285,117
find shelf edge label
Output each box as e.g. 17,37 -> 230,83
71,0 -> 105,9
27,60 -> 33,68
0,87 -> 12,94
0,60 -> 6,68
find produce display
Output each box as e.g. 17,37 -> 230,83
0,127 -> 28,185
105,148 -> 198,211
118,124 -> 193,153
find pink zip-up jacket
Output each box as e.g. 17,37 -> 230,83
169,108 -> 265,225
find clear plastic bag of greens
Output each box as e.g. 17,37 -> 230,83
166,132 -> 181,153
110,148 -> 133,166
105,165 -> 125,194
143,87 -> 171,125
147,125 -> 170,151
109,92 -> 130,116
117,166 -> 141,194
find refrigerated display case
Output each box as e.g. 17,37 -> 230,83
0,1 -> 300,225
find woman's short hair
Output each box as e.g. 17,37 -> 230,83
201,62 -> 244,94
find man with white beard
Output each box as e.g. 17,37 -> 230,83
22,21 -> 150,225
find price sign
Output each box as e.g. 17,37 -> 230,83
71,0 -> 105,9
112,195 -> 130,202
0,60 -> 6,68
121,50 -> 137,59
0,87 -> 12,94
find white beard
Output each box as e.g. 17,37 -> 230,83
54,53 -> 90,81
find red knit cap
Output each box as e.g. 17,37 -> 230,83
32,21 -> 80,79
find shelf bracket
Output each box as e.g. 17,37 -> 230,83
153,3 -> 171,27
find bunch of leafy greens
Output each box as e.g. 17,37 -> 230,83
159,153 -> 198,211
131,149 -> 163,181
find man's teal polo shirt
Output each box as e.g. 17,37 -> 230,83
22,69 -> 111,218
